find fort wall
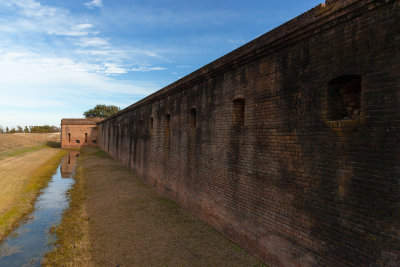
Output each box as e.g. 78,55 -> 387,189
97,0 -> 400,265
61,119 -> 102,149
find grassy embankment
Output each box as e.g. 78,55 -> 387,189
0,133 -> 66,242
43,147 -> 265,266
0,133 -> 60,159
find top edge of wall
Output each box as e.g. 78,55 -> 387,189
99,0 -> 386,124
62,118 -> 103,125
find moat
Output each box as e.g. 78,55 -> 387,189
0,151 -> 78,266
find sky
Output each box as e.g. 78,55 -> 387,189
0,0 -> 322,128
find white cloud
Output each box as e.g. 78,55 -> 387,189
0,51 -> 155,96
84,0 -> 103,9
0,1 -> 100,41
0,1 -> 69,36
78,37 -> 109,47
76,49 -> 111,56
1,0 -> 58,17
75,24 -> 93,30
0,0 -> 170,127
0,50 -> 159,127
52,24 -> 97,37
131,66 -> 166,72
103,63 -> 128,74
0,0 -> 164,69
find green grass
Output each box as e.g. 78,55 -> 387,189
89,149 -> 109,157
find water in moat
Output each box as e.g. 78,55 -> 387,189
0,151 -> 79,266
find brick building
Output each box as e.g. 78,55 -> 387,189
60,119 -> 102,149
96,0 -> 400,265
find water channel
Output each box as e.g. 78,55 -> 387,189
0,151 -> 79,266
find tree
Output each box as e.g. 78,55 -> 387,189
0,126 -> 4,134
5,127 -> 9,133
83,104 -> 121,118
17,126 -> 23,133
24,126 -> 29,133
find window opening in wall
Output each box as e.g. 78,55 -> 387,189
165,114 -> 171,137
92,140 -> 97,144
150,117 -> 154,129
68,133 -> 71,142
76,140 -> 80,144
328,75 -> 361,120
190,108 -> 196,128
85,133 -> 88,143
233,98 -> 245,126
138,119 -> 143,136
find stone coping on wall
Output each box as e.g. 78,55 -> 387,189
61,118 -> 104,125
98,0 -> 389,125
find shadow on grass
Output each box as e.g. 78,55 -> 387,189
46,141 -> 60,148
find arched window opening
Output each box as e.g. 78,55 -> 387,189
190,108 -> 196,128
328,75 -> 361,120
233,98 -> 245,126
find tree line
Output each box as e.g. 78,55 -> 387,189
0,104 -> 120,134
0,125 -> 60,134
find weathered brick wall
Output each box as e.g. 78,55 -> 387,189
61,119 -> 102,149
97,0 -> 400,265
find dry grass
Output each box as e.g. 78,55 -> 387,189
0,132 -> 66,242
44,147 -> 265,266
0,133 -> 60,159
0,149 -> 67,242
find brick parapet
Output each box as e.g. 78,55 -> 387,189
62,118 -> 103,125
101,0 -> 389,124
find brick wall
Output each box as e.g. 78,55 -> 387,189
97,0 -> 400,265
61,119 -> 102,149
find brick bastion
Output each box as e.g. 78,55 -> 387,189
61,118 -> 103,149
96,0 -> 400,265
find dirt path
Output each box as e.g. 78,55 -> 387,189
0,148 -> 61,240
45,147 -> 264,266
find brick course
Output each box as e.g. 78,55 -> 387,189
97,0 -> 400,265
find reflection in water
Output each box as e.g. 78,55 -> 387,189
61,151 -> 80,178
0,151 -> 78,266
0,243 -> 22,257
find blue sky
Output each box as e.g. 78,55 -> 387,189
0,0 -> 322,128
